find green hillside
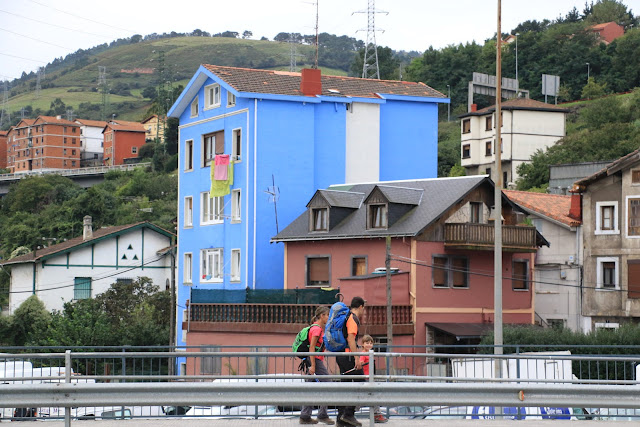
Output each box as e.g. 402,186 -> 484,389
3,36 -> 352,126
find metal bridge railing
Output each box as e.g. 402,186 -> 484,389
1,347 -> 640,424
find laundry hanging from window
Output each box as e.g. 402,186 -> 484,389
214,154 -> 230,180
210,156 -> 234,197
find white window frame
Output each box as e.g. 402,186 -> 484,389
131,146 -> 137,154
596,256 -> 619,290
595,201 -> 619,235
200,248 -> 223,283
231,189 -> 241,222
205,83 -> 221,109
227,92 -> 236,107
231,249 -> 241,282
190,97 -> 199,118
626,196 -> 640,238
203,134 -> 216,167
200,191 -> 224,225
232,128 -> 242,162
185,139 -> 194,171
184,196 -> 193,227
183,253 -> 193,284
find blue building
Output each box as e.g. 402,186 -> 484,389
168,65 -> 447,347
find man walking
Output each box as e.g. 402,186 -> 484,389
335,296 -> 365,427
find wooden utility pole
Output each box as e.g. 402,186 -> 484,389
494,0 -> 504,378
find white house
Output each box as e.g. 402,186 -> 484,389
75,119 -> 107,167
505,190 -> 583,331
3,217 -> 175,313
460,98 -> 568,186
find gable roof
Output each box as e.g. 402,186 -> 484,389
573,147 -> 640,190
459,98 -> 569,118
273,176 -> 489,242
103,120 -> 146,133
2,222 -> 175,266
141,115 -> 159,124
202,65 -> 445,99
75,118 -> 108,128
169,65 -> 446,118
14,119 -> 36,129
34,116 -> 79,126
308,189 -> 364,209
375,185 -> 423,205
504,190 -> 580,227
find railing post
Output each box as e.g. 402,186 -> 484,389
369,348 -> 375,425
65,349 -> 71,427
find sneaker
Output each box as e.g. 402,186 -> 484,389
374,414 -> 388,423
300,418 -> 319,424
317,417 -> 335,425
339,415 -> 362,427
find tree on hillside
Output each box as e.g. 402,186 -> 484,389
585,0 -> 636,28
581,77 -> 608,99
242,31 -> 253,39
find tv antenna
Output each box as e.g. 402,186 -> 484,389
264,175 -> 280,233
353,0 -> 388,79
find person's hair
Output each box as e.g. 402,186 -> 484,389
362,334 -> 374,344
313,306 -> 330,322
350,296 -> 365,309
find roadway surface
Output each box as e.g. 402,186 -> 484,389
30,419 -> 614,426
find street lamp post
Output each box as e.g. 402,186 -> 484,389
515,33 -> 520,87
586,62 -> 590,82
447,85 -> 451,122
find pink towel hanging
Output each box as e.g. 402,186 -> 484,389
214,154 -> 230,180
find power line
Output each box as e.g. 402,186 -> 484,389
7,254 -> 168,294
0,9 -> 112,39
390,253 -> 622,293
0,52 -> 47,65
0,28 -> 70,50
26,0 -> 137,34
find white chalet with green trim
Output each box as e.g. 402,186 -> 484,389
2,217 -> 174,313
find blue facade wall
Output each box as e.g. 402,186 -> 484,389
313,102 -> 347,190
379,101 -> 439,181
254,99 -> 317,288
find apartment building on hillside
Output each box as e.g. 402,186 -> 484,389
103,120 -> 146,166
75,118 -> 107,167
0,130 -> 8,170
7,116 -> 81,173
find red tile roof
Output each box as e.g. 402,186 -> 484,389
35,116 -> 79,126
202,65 -> 445,99
105,120 -> 146,133
461,98 -> 568,117
75,118 -> 109,128
504,190 -> 580,227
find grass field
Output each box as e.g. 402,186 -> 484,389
5,36 -> 351,123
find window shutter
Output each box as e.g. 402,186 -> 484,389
628,261 -> 640,299
513,261 -> 528,290
215,130 -> 225,154
308,258 -> 329,284
433,257 -> 447,286
452,258 -> 467,287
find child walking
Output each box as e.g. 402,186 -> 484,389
360,335 -> 388,423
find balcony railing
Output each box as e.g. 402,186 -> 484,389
188,303 -> 413,326
444,223 -> 537,252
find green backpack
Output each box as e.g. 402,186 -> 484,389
292,323 -> 323,359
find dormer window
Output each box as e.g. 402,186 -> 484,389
368,204 -> 388,229
311,208 -> 328,231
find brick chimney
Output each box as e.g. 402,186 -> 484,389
83,215 -> 93,241
300,68 -> 322,97
568,193 -> 582,221
470,104 -> 478,112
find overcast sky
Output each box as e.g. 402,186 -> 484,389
0,0 -> 634,81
